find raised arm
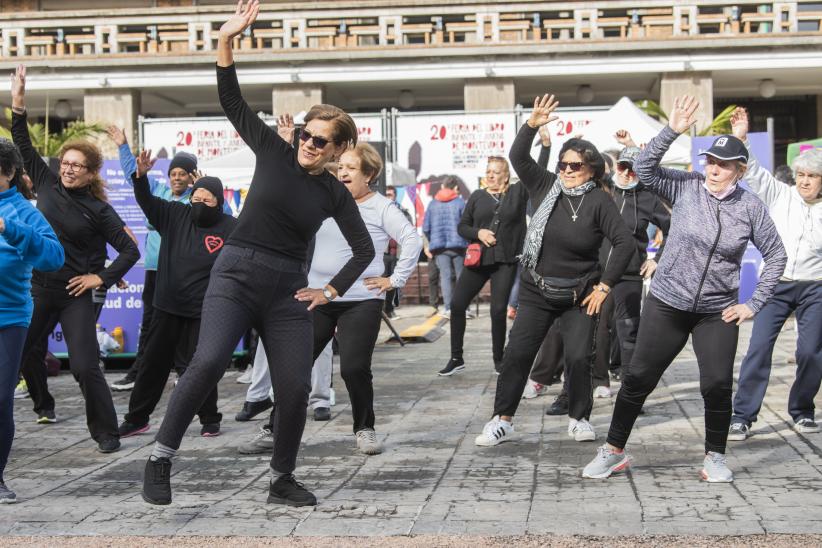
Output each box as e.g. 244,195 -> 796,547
132,150 -> 178,232
536,125 -> 552,170
10,65 -> 52,190
730,107 -> 786,207
509,94 -> 559,196
0,203 -> 64,272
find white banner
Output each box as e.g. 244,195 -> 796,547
517,108 -> 609,169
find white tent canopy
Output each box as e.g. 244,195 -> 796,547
579,97 -> 692,166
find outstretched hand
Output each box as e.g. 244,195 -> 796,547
277,113 -> 295,144
527,94 -> 560,129
219,0 -> 260,40
106,125 -> 127,147
614,129 -> 636,147
136,150 -> 157,178
730,107 -> 749,142
10,64 -> 26,108
667,95 -> 700,134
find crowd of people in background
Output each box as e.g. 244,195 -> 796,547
2,0 -> 820,508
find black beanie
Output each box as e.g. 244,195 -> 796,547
192,176 -> 224,208
168,152 -> 197,176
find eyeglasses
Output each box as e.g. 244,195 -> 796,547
299,129 -> 334,149
557,161 -> 586,172
60,161 -> 87,172
616,162 -> 634,173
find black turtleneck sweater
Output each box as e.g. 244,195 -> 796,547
12,111 -> 140,290
217,63 -> 374,295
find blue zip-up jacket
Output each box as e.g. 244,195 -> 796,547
0,186 -> 64,328
119,144 -> 233,270
634,126 -> 787,314
423,189 -> 468,252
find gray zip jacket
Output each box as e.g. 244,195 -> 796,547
634,126 -> 787,314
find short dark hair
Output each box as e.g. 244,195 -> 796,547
557,138 -> 607,188
443,178 -> 459,190
0,137 -> 24,190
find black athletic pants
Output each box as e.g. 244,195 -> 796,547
593,279 -> 643,387
493,275 -> 597,420
20,283 -> 119,442
125,309 -> 221,427
607,293 -> 738,454
450,262 -> 518,365
155,245 -> 311,474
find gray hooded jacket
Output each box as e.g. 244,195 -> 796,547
634,126 -> 787,314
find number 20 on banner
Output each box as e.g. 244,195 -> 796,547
430,125 -> 447,141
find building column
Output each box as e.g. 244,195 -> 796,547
464,78 -> 515,111
84,89 -> 140,157
272,84 -> 324,117
660,72 -> 713,134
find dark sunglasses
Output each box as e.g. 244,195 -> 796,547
557,161 -> 586,172
299,129 -> 335,149
617,162 -> 634,172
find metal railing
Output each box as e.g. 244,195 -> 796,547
0,1 -> 819,60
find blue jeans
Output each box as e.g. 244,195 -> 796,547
733,281 -> 822,425
434,250 -> 464,311
1,326 -> 28,481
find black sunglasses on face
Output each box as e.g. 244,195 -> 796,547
617,162 -> 634,172
557,161 -> 586,172
299,129 -> 334,149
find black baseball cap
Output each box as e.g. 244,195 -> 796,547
699,135 -> 748,164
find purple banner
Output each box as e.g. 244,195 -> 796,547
690,132 -> 772,304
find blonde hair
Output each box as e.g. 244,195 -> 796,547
487,156 -> 510,185
350,142 -> 383,184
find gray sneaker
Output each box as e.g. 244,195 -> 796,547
582,444 -> 630,479
238,425 -> 273,455
355,428 -> 382,455
728,422 -> 750,441
0,481 -> 17,504
701,451 -> 733,483
795,418 -> 820,433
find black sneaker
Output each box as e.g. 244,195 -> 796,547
97,437 -> 121,453
438,358 -> 465,377
313,407 -> 331,421
142,457 -> 172,505
267,474 -> 317,506
234,399 -> 274,422
200,423 -> 221,437
545,394 -> 569,416
119,421 -> 150,438
36,410 -> 57,424
111,375 -> 136,391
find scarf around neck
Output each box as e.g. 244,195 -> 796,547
520,178 -> 596,269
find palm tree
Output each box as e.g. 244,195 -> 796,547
635,100 -> 737,136
0,108 -> 105,157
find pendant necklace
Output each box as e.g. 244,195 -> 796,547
565,194 -> 585,222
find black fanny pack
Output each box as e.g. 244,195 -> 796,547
528,268 -> 590,309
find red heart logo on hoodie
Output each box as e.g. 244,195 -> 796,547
204,235 -> 224,254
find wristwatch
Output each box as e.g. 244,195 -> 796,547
322,287 -> 335,301
596,284 -> 611,294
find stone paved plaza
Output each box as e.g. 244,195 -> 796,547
3,304 -> 821,544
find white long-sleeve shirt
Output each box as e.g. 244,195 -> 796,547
745,146 -> 822,281
309,192 -> 422,301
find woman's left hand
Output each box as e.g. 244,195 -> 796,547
66,274 -> 104,297
294,287 -> 329,311
580,284 -> 611,316
722,303 -> 754,325
364,276 -> 393,295
639,259 -> 658,279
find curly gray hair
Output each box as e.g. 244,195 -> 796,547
792,147 -> 822,178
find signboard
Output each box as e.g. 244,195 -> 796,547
518,108 -> 608,169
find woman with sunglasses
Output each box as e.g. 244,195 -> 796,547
582,96 -> 786,483
10,65 -> 140,454
438,156 -> 528,377
142,0 -> 373,508
474,94 -> 634,447
591,144 -> 671,396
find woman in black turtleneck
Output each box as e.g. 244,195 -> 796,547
473,94 -> 634,448
11,65 -> 140,454
142,0 -> 374,509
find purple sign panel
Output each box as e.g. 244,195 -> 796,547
690,132 -> 772,304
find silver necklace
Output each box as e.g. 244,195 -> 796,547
565,194 -> 585,222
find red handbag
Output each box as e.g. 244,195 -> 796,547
464,242 -> 482,267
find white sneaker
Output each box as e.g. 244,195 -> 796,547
570,419 -> 596,442
522,380 -> 549,399
474,416 -> 514,447
465,309 -> 476,319
795,418 -> 820,433
701,451 -> 733,483
582,444 -> 630,479
236,364 -> 253,384
593,386 -> 612,398
440,309 -> 451,320
355,429 -> 382,455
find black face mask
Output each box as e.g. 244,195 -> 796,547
191,202 -> 221,227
